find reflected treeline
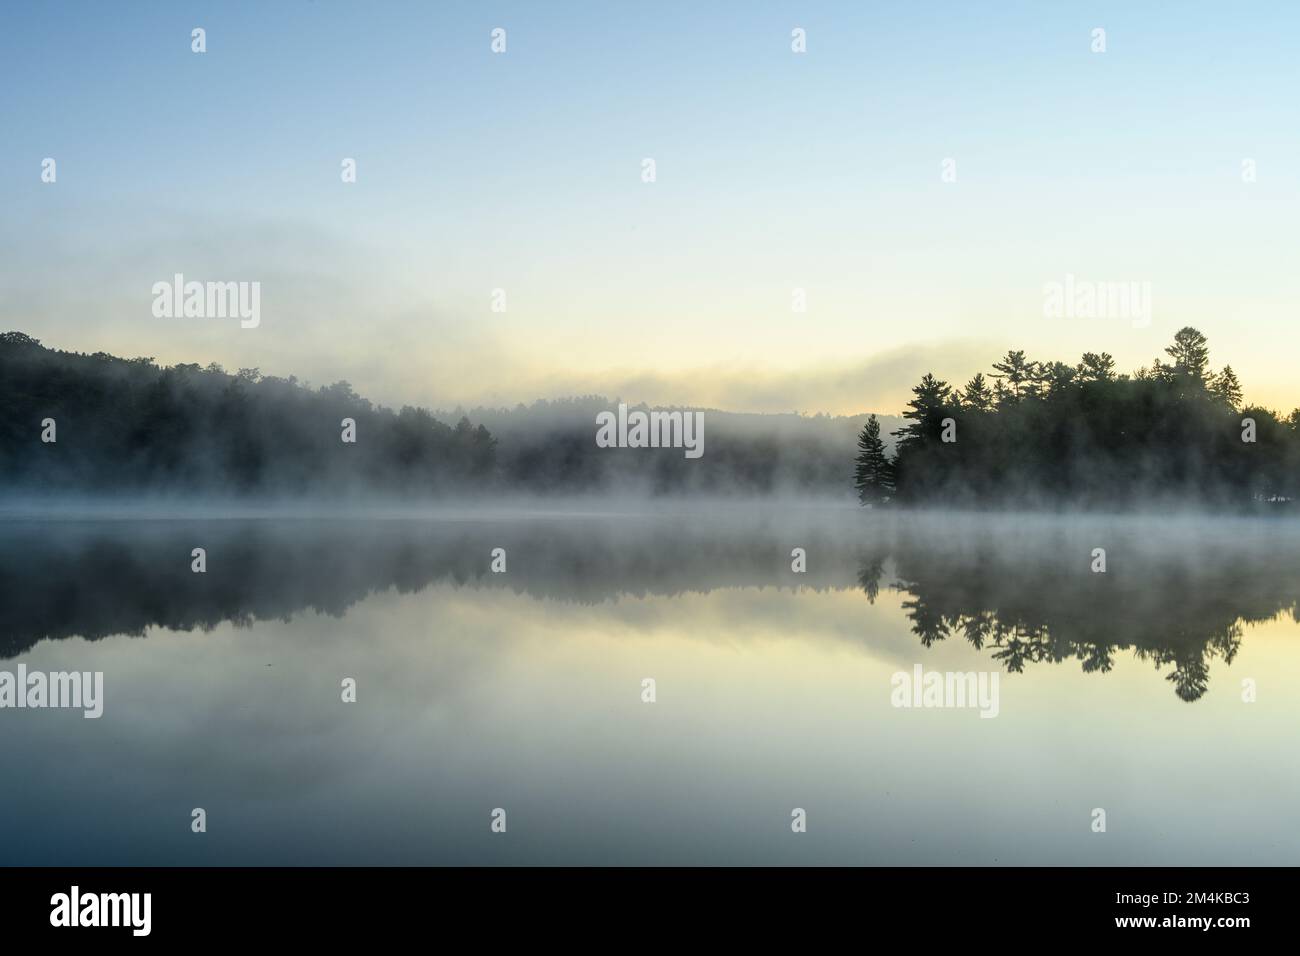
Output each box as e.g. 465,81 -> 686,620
0,515 -> 858,659
3,513 -> 1296,702
857,518 -> 1300,701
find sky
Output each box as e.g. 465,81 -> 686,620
3,1 -> 1299,415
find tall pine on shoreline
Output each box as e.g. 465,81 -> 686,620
854,413 -> 893,505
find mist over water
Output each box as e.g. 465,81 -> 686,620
1,502 -> 1297,864
5,0 -> 1299,905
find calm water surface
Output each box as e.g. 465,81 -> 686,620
1,506 -> 1297,864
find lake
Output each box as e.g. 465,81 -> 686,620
1,504 -> 1297,865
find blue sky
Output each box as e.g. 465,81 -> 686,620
4,1 -> 1299,413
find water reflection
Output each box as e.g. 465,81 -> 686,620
855,518 -> 1300,701
3,510 -> 1297,702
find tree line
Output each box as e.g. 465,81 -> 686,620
455,397 -> 873,496
0,332 -> 496,495
855,327 -> 1298,508
0,332 -> 871,497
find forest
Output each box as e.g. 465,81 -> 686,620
7,327 -> 1295,506
0,332 -> 870,497
855,327 -> 1300,509
0,331 -> 495,495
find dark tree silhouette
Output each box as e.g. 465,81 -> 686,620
894,374 -> 952,447
1165,326 -> 1211,381
3,332 -> 896,498
869,328 -> 1300,508
990,350 -> 1037,402
1212,365 -> 1243,409
853,414 -> 892,505
0,332 -> 496,495
957,372 -> 994,412
856,524 -> 1280,702
1076,351 -> 1116,383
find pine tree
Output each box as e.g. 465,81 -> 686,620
1148,357 -> 1176,383
893,373 -> 951,447
1210,365 -> 1243,409
854,414 -> 892,505
1164,327 -> 1210,381
990,350 -> 1037,401
959,372 -> 993,412
1042,361 -> 1077,394
1076,351 -> 1116,383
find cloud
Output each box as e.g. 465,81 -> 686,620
497,340 -> 1002,415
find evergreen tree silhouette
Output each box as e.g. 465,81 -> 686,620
1211,365 -> 1243,409
853,414 -> 892,505
958,372 -> 994,411
1076,351 -> 1116,383
1165,326 -> 1210,380
865,328 -> 1300,507
990,350 -> 1037,402
893,374 -> 951,448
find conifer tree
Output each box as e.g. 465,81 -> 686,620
1165,326 -> 1210,380
959,372 -> 993,412
1211,365 -> 1243,409
854,414 -> 893,505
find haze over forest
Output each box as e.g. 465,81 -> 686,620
0,331 -> 884,499
1,326 -> 1295,510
